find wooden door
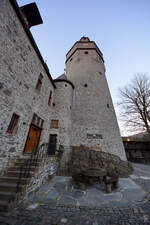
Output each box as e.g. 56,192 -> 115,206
47,134 -> 57,155
24,124 -> 41,153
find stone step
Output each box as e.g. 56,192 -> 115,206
16,158 -> 41,163
14,162 -> 40,167
0,191 -> 15,201
8,166 -> 36,172
0,200 -> 9,212
0,183 -> 23,192
0,156 -> 41,212
5,171 -> 33,178
0,176 -> 29,185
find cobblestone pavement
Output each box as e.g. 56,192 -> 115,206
0,163 -> 150,225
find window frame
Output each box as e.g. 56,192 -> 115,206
50,120 -> 59,129
6,113 -> 20,134
48,90 -> 52,106
36,73 -> 43,92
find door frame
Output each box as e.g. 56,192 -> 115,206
23,123 -> 42,154
47,134 -> 58,155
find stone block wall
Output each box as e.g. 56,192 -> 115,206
66,38 -> 126,161
51,81 -> 74,174
0,0 -> 55,174
70,146 -> 133,178
25,156 -> 58,197
124,141 -> 150,163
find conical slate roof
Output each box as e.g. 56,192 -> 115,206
54,73 -> 74,89
55,73 -> 67,80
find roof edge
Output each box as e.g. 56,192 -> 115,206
65,48 -> 104,64
54,79 -> 75,89
66,40 -> 103,57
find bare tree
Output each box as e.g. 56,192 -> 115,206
118,74 -> 150,138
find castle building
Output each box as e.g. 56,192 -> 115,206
0,0 -> 126,177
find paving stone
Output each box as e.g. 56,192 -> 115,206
119,178 -> 140,189
66,190 -> 85,199
37,182 -> 55,193
53,182 -> 66,191
28,195 -> 44,202
58,195 -> 76,206
1,163 -> 150,224
46,189 -> 60,200
60,218 -> 68,223
123,188 -> 145,202
26,203 -> 39,210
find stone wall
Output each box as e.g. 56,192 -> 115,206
0,0 -> 55,174
70,146 -> 133,178
51,81 -> 74,175
66,37 -> 126,161
124,141 -> 150,163
25,156 -> 58,197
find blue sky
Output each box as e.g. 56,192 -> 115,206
17,0 -> 150,134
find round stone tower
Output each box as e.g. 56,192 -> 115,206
66,37 -> 126,160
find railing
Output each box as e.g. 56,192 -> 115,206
16,143 -> 48,193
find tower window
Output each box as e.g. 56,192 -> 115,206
7,113 -> 19,134
70,58 -> 73,62
48,90 -> 52,105
99,72 -> 102,75
107,104 -> 110,108
36,73 -> 43,92
84,51 -> 88,54
84,84 -> 88,87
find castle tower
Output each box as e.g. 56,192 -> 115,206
66,37 -> 126,161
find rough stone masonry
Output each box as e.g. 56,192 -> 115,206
0,0 -> 128,179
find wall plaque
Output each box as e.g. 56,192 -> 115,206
87,133 -> 103,139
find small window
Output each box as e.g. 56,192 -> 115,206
70,58 -> 73,62
107,104 -> 110,108
84,84 -> 88,87
84,51 -> 88,54
36,74 -> 43,92
32,113 -> 44,128
48,90 -> 52,105
65,84 -> 67,87
7,113 -> 19,134
99,72 -> 102,75
50,120 -> 59,129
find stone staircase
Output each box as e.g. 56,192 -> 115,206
0,157 -> 40,212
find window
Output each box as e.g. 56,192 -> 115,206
84,51 -> 88,54
7,113 -> 19,134
36,74 -> 43,92
84,84 -> 88,87
32,113 -> 44,128
50,120 -> 59,129
48,90 -> 52,105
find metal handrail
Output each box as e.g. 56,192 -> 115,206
16,143 -> 48,193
